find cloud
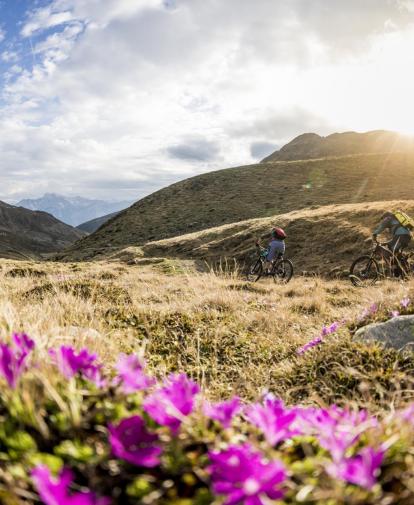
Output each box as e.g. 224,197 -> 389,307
0,27 -> 5,43
250,142 -> 278,160
1,0 -> 414,203
21,7 -> 74,38
229,108 -> 334,142
167,137 -> 221,162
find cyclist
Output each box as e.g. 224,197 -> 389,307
373,211 -> 412,256
257,227 -> 286,273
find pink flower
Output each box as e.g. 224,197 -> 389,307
108,415 -> 162,467
49,346 -> 104,386
401,297 -> 411,309
297,321 -> 340,354
204,396 -> 241,428
13,333 -> 35,354
398,403 -> 414,423
115,354 -> 155,394
390,310 -> 400,318
32,465 -> 110,505
321,322 -> 340,336
245,394 -> 298,446
297,336 -> 322,355
327,447 -> 384,490
143,373 -> 200,433
369,303 -> 378,314
0,334 -> 35,388
297,406 -> 376,461
359,304 -> 378,321
208,443 -> 286,505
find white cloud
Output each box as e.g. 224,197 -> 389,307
1,0 -> 414,202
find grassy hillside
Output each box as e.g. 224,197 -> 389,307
76,210 -> 121,234
61,152 -> 414,261
141,200 -> 414,275
0,201 -> 85,260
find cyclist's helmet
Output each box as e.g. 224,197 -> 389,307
272,227 -> 287,240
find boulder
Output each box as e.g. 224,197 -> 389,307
354,315 -> 414,350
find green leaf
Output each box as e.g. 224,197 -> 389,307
28,453 -> 63,473
54,440 -> 95,462
4,431 -> 37,453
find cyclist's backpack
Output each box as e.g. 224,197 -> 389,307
394,210 -> 414,230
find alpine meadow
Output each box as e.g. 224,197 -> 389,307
2,2 -> 414,505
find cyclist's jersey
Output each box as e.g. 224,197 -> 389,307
374,216 -> 411,237
266,239 -> 285,261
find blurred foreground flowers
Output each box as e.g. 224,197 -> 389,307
0,335 -> 413,504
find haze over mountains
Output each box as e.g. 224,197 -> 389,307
0,201 -> 84,260
60,130 -> 414,265
17,193 -> 133,227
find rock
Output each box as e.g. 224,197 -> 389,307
354,315 -> 414,350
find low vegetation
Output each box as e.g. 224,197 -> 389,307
1,259 -> 414,503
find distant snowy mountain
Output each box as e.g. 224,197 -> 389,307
17,193 -> 133,227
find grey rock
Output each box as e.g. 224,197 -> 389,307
354,315 -> 414,350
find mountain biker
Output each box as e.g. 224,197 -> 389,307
372,211 -> 412,256
257,227 -> 286,273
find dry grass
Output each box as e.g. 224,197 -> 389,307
142,199 -> 414,275
2,258 -> 414,409
60,152 -> 414,260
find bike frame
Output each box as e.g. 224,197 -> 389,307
372,240 -> 411,278
255,244 -> 284,274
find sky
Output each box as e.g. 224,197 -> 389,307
1,0 -> 414,202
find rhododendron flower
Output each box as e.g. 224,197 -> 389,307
109,415 -> 162,467
0,334 -> 35,388
327,447 -> 384,490
115,354 -> 155,394
49,346 -> 104,386
204,396 -> 241,428
143,373 -> 200,432
245,394 -> 298,446
297,406 -> 376,461
401,297 -> 411,309
209,443 -> 286,505
32,465 -> 110,505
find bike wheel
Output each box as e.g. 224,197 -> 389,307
349,256 -> 379,287
246,259 -> 263,282
273,259 -> 294,284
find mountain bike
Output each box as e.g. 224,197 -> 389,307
349,238 -> 414,287
246,243 -> 294,284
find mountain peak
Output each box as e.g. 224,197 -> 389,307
17,194 -> 133,226
261,129 -> 414,162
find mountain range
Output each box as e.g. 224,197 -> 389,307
17,193 -> 132,227
59,129 -> 414,262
